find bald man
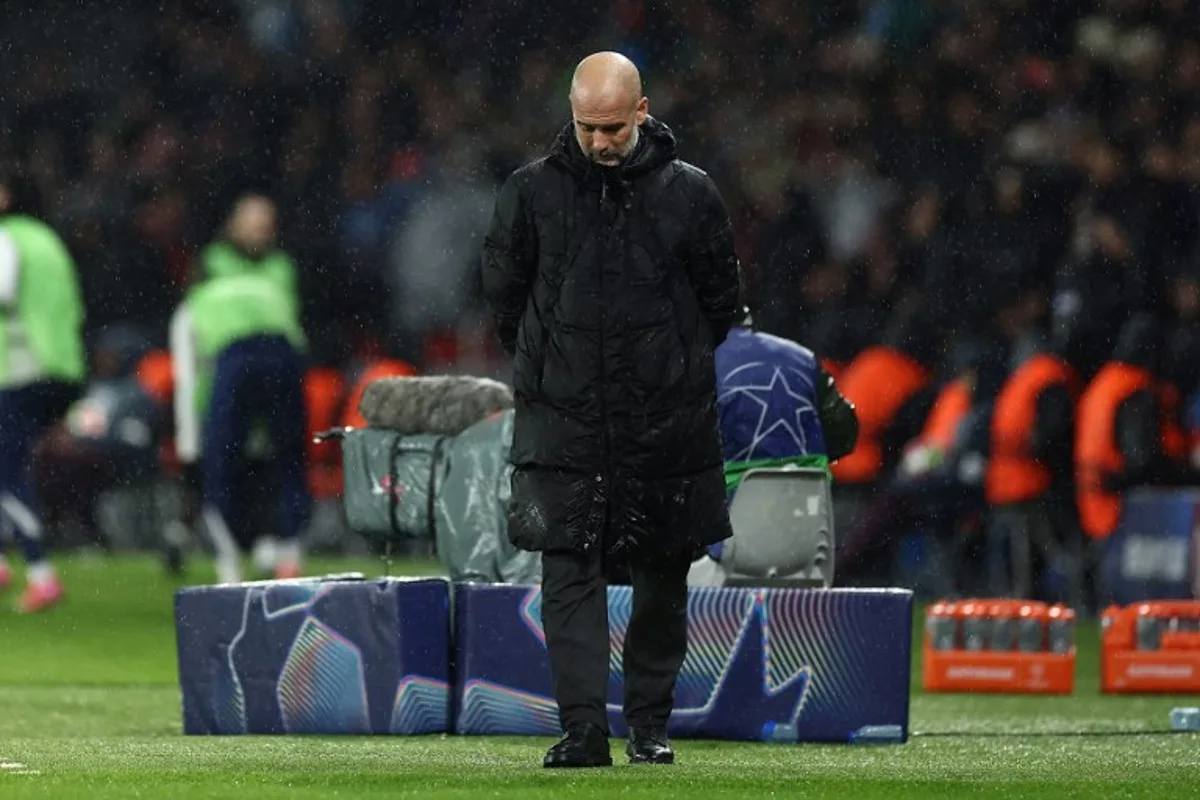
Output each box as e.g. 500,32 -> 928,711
482,52 -> 740,767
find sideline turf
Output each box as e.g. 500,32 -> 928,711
0,555 -> 1196,799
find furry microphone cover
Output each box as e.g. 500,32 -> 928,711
358,375 -> 515,435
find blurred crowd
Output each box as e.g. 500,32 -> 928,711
3,0 -> 1199,371
4,0 -> 1200,592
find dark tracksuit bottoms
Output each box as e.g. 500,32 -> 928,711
0,381 -> 79,563
201,335 -> 310,543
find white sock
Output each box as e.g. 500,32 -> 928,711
216,554 -> 243,585
275,539 -> 302,565
252,537 -> 279,573
27,561 -> 56,584
202,508 -> 245,584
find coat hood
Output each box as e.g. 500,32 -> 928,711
549,115 -> 679,182
1113,313 -> 1161,373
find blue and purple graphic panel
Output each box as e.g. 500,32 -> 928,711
454,584 -> 912,742
175,577 -> 451,736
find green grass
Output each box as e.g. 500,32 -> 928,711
0,554 -> 1198,799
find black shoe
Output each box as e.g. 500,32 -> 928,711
626,726 -> 674,764
164,544 -> 185,576
543,723 -> 613,769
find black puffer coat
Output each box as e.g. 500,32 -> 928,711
481,117 -> 741,559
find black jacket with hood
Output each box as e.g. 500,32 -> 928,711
481,117 -> 741,559
1109,314 -> 1198,490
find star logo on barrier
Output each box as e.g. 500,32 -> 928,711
718,362 -> 819,461
665,590 -> 813,734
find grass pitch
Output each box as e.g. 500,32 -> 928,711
0,554 -> 1197,799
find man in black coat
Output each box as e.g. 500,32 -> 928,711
481,51 -> 740,768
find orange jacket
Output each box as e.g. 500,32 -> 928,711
986,354 -> 1079,506
830,346 -> 931,484
1075,363 -> 1187,539
820,358 -> 845,383
918,377 -> 972,451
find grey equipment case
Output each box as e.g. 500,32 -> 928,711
334,376 -> 540,585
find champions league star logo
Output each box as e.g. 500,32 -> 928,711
718,362 -> 820,462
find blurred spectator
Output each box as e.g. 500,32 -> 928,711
35,325 -> 163,555
985,328 -> 1084,603
838,342 -> 1007,591
0,0 -> 1198,381
829,307 -> 940,491
1165,267 -> 1200,404
1075,315 -> 1197,545
387,137 -> 496,360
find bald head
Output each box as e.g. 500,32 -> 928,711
571,52 -> 643,107
569,52 -> 648,167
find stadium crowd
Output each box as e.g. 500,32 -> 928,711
3,0 -> 1200,599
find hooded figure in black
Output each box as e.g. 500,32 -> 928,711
1107,314 -> 1194,491
480,53 -> 740,769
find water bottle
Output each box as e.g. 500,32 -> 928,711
1170,708 -> 1200,732
927,601 -> 957,650
961,601 -> 987,651
988,601 -> 1018,651
1136,605 -> 1161,651
940,601 -> 961,649
1047,604 -> 1075,654
761,722 -> 799,743
1017,602 -> 1046,652
1101,605 -> 1120,634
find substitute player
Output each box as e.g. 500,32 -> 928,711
0,170 -> 86,612
171,269 -> 309,583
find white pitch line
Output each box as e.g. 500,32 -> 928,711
0,760 -> 40,775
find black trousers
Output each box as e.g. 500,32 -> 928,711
541,548 -> 692,735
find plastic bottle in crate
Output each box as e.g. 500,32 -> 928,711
988,600 -> 1018,651
1182,609 -> 1200,634
942,601 -> 961,649
1163,606 -> 1200,648
1136,603 -> 1161,650
1017,602 -> 1047,652
1046,604 -> 1075,654
926,601 -> 957,650
1101,605 -> 1120,634
960,601 -> 987,651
